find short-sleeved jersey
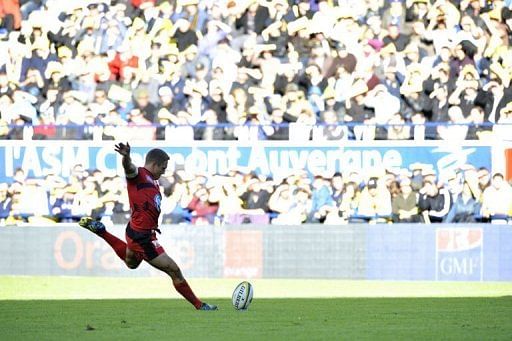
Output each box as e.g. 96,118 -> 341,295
126,167 -> 162,231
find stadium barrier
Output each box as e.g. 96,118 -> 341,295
1,224 -> 511,281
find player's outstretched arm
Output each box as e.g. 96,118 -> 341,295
115,142 -> 138,179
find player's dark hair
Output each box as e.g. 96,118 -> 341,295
145,148 -> 170,165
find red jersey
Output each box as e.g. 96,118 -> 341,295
126,167 -> 162,231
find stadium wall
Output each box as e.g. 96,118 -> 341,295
1,224 -> 511,281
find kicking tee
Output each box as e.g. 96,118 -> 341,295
126,167 -> 162,231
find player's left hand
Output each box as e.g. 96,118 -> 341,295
115,142 -> 131,157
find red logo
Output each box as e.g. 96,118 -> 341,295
223,231 -> 263,278
437,228 -> 482,252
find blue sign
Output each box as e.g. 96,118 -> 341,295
481,227 -> 512,281
366,225 -> 512,281
366,226 -> 436,280
0,142 -> 492,182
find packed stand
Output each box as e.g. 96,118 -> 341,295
0,0 -> 511,141
1,162 -> 511,225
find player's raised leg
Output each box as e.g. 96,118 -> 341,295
149,253 -> 218,311
78,217 -> 142,269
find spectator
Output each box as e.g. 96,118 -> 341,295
418,178 -> 451,223
467,106 -> 493,140
218,180 -> 269,225
450,40 -> 477,79
133,88 -> 157,123
444,180 -> 481,223
337,181 -> 360,220
476,79 -> 512,123
387,113 -> 411,140
11,89 -> 37,123
448,65 -> 480,118
392,177 -> 420,223
187,187 -> 218,225
425,84 -> 450,123
0,0 -> 21,32
493,102 -> 512,140
241,177 -> 271,213
437,106 -> 469,140
481,173 -> 512,223
271,186 -> 311,225
160,181 -> 191,224
0,116 -> 8,139
57,90 -> 87,126
234,107 -> 270,141
382,0 -> 406,30
357,177 -> 392,222
477,167 -> 491,196
0,69 -> 13,97
101,109 -> 127,140
0,183 -> 12,221
268,183 -> 294,221
324,172 -> 340,202
89,89 -> 116,117
235,0 -> 270,35
364,84 -> 401,126
309,175 -> 335,223
20,39 -> 55,83
173,19 -> 199,52
127,107 -> 156,140
11,180 -> 49,220
216,183 -> 243,222
315,110 -> 347,141
265,108 -> 289,140
196,109 -> 225,141
74,176 -> 100,219
382,23 -> 410,52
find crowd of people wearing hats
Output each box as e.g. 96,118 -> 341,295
1,162 -> 511,226
0,0 -> 512,140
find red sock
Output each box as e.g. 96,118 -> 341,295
174,280 -> 202,309
98,231 -> 127,261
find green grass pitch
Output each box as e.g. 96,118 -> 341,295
1,298 -> 511,340
1,277 -> 511,340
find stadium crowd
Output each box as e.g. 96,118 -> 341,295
1,162 -> 511,225
0,0 -> 511,141
1,0 -> 511,225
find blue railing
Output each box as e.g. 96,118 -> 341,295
3,121 -> 508,141
5,122 -> 505,128
1,211 -> 510,225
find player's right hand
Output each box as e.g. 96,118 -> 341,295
114,142 -> 131,157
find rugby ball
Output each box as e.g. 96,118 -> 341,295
232,281 -> 254,310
